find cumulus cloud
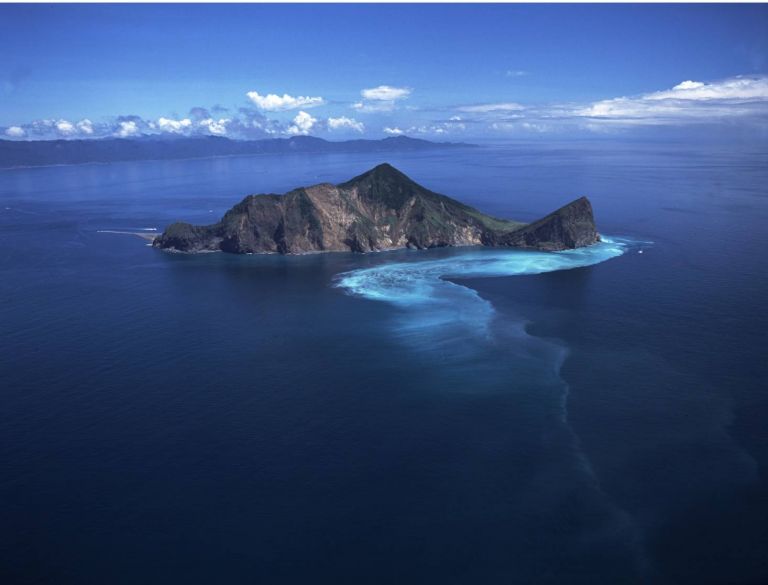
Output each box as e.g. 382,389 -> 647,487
76,119 -> 94,135
353,85 -> 412,113
327,116 -> 364,133
383,127 -> 404,135
198,118 -> 230,136
246,91 -> 325,111
55,119 -> 76,135
2,117 -> 105,139
154,115 -> 231,136
4,126 -> 25,138
157,117 -> 192,133
401,117 -> 466,136
361,85 -> 411,101
4,112 -> 238,140
287,111 -> 317,136
18,119 -> 61,138
116,120 -> 139,137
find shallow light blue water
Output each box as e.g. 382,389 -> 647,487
1,143 -> 767,584
336,236 -> 631,333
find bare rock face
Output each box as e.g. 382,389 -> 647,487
153,164 -> 600,254
489,197 -> 600,251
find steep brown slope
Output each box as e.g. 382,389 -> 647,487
153,164 -> 599,254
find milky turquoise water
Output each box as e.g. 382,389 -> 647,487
1,143 -> 766,584
337,236 -> 632,330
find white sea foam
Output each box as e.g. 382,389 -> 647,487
97,229 -> 158,242
335,236 -> 634,359
338,237 -> 628,307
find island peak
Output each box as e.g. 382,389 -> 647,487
153,164 -> 600,254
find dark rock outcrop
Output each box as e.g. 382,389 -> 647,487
485,196 -> 599,251
153,163 -> 600,254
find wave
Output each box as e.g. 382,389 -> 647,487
97,229 -> 158,242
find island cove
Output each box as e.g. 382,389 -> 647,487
152,163 -> 600,255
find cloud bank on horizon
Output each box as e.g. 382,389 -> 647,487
3,75 -> 768,141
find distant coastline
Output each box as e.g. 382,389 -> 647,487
0,135 -> 475,170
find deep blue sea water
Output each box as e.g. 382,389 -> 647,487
1,143 -> 767,584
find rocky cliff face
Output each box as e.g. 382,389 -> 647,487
484,196 -> 600,251
153,164 -> 599,254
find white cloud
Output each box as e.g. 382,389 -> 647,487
577,75 -> 768,124
8,73 -> 767,142
116,120 -> 139,138
352,101 -> 397,113
491,121 -> 551,133
76,119 -> 94,135
198,118 -> 230,136
246,91 -> 324,111
361,85 -> 411,101
505,70 -> 528,78
43,118 -> 95,137
407,126 -> 425,134
354,85 -> 412,114
405,121 -> 464,136
461,75 -> 768,134
327,116 -> 364,133
646,77 -> 768,101
157,117 -> 192,133
56,119 -> 76,135
457,102 -> 525,113
287,111 -> 317,136
672,80 -> 704,91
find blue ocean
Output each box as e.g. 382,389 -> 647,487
1,143 -> 767,584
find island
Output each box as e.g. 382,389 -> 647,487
153,163 -> 600,254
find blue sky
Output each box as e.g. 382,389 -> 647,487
1,3 -> 767,141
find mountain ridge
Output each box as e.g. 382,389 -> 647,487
0,135 -> 472,169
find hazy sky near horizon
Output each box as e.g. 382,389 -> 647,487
1,3 -> 767,141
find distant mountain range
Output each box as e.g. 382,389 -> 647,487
0,135 -> 473,169
153,163 -> 599,254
